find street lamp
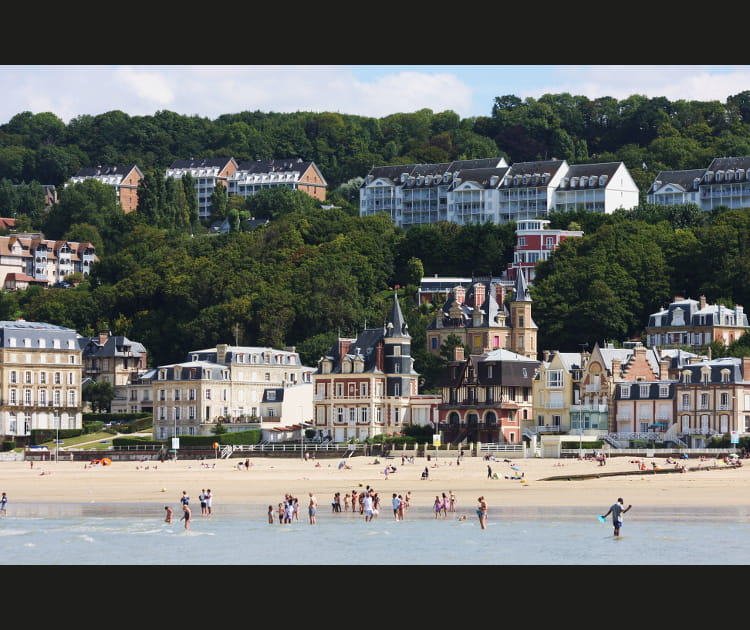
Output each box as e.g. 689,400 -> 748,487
55,414 -> 59,464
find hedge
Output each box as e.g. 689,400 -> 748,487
561,441 -> 604,449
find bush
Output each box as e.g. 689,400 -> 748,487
561,441 -> 603,449
2,440 -> 15,451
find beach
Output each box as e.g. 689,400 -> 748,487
3,453 -> 749,512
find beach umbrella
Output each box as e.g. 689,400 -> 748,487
510,465 -> 522,472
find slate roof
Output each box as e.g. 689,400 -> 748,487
362,158 -> 506,188
80,334 -> 147,359
705,156 -> 750,173
504,159 -> 567,184
614,381 -> 675,400
449,167 -> 509,190
646,169 -> 705,195
647,298 -> 749,328
555,352 -> 583,372
72,165 -> 140,179
677,357 -> 744,383
169,157 -> 235,169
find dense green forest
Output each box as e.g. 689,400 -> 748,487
2,93 -> 750,390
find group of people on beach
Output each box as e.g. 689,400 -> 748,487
432,491 -> 457,518
163,488 -> 214,530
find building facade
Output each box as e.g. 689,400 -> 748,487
0,236 -> 98,290
532,351 -> 584,434
645,295 -> 749,351
646,169 -> 704,206
437,346 -> 539,444
227,158 -> 327,202
360,158 -> 638,228
80,331 -> 148,388
506,219 -> 583,284
164,157 -> 238,220
68,165 -> 143,213
313,293 -> 439,442
425,271 -> 538,360
673,357 -> 750,442
570,342 -> 666,435
0,321 -> 83,443
149,344 -> 313,440
359,159 -> 508,228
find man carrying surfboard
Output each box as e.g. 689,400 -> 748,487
601,497 -> 632,537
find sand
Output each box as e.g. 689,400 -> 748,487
2,452 -> 749,511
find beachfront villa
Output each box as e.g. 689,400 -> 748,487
148,343 -> 314,440
312,293 -> 440,442
425,272 -> 538,360
0,320 -> 84,444
436,345 -> 539,444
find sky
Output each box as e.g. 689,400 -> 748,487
2,65 -> 750,126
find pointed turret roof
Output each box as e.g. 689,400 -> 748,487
385,291 -> 410,338
512,270 -> 532,302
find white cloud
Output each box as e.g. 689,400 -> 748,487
525,66 -> 750,103
1,65 -> 749,125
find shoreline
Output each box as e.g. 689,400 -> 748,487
2,453 -> 749,514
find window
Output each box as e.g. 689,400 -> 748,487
659,385 -> 669,398
700,393 -> 709,409
267,391 -> 276,401
620,385 -> 630,398
546,370 -> 563,388
639,384 -> 650,398
720,393 -> 729,409
349,408 -> 356,423
487,365 -> 493,378
9,371 -> 16,384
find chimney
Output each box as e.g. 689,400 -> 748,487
376,342 -> 384,371
659,358 -> 669,380
98,331 -> 109,345
496,284 -> 505,309
216,343 -> 228,364
473,283 -> 486,309
542,350 -> 551,362
454,345 -> 465,362
454,285 -> 466,305
743,356 -> 750,380
339,339 -> 352,361
611,357 -> 621,380
699,295 -> 707,309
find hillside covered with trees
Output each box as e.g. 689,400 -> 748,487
1,93 -> 750,388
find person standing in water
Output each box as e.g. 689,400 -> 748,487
601,497 -> 632,537
476,496 -> 488,530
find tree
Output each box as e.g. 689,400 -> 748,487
84,381 -> 115,413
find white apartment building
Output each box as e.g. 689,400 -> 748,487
647,156 -> 750,211
360,158 -> 507,228
361,158 -> 639,228
164,157 -> 238,220
227,158 -> 327,202
552,162 -> 639,213
646,169 -> 704,206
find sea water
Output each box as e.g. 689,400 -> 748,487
0,503 -> 748,565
